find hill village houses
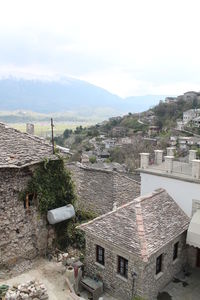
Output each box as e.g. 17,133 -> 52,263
0,122 -> 200,299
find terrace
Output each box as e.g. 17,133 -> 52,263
139,148 -> 200,183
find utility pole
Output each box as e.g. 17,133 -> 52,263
51,118 -> 55,154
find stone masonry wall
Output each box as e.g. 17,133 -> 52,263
0,167 -> 52,276
143,232 -> 187,299
85,234 -> 146,300
84,232 -> 187,300
187,245 -> 197,268
67,163 -> 140,215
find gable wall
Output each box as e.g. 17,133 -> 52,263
0,167 -> 51,277
67,163 -> 140,215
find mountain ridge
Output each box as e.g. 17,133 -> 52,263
0,77 -> 169,117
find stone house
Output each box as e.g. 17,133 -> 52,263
78,189 -> 189,300
0,123 -> 56,276
183,109 -> 200,124
67,162 -> 140,215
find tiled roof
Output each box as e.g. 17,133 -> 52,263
0,123 -> 56,168
78,189 -> 189,261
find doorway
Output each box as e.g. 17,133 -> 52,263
196,248 -> 200,267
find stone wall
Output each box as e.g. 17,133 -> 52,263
0,166 -> 53,277
67,163 -> 140,215
187,245 -> 197,268
143,232 -> 187,299
84,233 -> 145,300
84,232 -> 187,300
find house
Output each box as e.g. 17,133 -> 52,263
176,119 -> 185,131
78,189 -> 189,300
183,109 -> 200,124
139,148 -> 200,268
111,126 -> 127,137
148,125 -> 160,137
165,97 -> 176,103
193,115 -> 200,127
103,138 -> 116,149
0,123 -> 56,275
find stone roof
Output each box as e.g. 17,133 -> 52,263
78,189 -> 189,261
0,123 -> 56,168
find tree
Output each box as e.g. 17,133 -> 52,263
63,129 -> 72,139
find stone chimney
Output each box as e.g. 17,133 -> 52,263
26,123 -> 34,135
189,150 -> 197,163
167,147 -> 176,157
164,156 -> 174,173
192,160 -> 200,179
154,150 -> 164,165
140,153 -> 150,169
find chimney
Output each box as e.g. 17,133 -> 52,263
140,153 -> 150,169
164,156 -> 174,173
113,202 -> 117,211
167,147 -> 176,157
26,123 -> 34,135
154,150 -> 164,165
189,150 -> 197,163
192,160 -> 200,179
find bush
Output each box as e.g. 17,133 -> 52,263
89,156 -> 97,164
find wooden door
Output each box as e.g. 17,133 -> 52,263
196,248 -> 200,267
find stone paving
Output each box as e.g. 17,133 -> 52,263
159,268 -> 200,300
80,290 -> 117,300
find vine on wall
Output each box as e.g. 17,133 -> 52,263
20,158 -> 97,250
20,158 -> 76,214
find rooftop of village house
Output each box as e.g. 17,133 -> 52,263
78,188 -> 189,262
139,147 -> 200,183
0,122 -> 56,168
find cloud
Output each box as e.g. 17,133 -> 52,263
0,0 -> 200,96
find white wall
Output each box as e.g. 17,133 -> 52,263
141,173 -> 200,217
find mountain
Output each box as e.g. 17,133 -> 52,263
0,77 -> 168,117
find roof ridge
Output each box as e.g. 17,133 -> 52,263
134,200 -> 149,262
1,122 -> 52,147
78,189 -> 166,230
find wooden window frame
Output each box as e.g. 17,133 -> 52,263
156,254 -> 162,274
118,256 -> 128,278
173,242 -> 179,261
96,245 -> 105,265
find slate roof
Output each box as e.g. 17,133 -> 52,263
78,189 -> 189,261
0,123 -> 56,168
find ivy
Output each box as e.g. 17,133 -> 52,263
20,158 -> 96,251
20,158 -> 76,214
55,208 -> 97,250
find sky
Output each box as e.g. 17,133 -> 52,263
0,0 -> 200,97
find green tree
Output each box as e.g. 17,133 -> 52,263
63,129 -> 72,139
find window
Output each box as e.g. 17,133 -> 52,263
173,242 -> 179,260
156,254 -> 162,274
96,245 -> 105,265
118,256 -> 128,278
24,193 -> 34,209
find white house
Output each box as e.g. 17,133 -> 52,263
139,148 -> 200,268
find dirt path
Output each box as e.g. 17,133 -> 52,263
0,259 -> 74,300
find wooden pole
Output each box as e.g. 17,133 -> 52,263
51,118 -> 55,154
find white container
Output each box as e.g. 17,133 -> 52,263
47,204 -> 75,224
66,266 -> 75,285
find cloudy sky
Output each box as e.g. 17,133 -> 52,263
0,0 -> 200,97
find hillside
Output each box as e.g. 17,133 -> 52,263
0,77 -> 168,121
